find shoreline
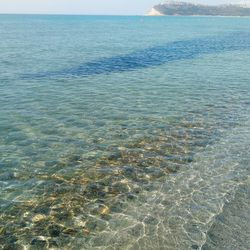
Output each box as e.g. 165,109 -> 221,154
146,15 -> 250,18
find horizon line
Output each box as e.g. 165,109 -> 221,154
0,12 -> 146,16
0,13 -> 249,18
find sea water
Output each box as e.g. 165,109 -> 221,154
0,15 -> 250,249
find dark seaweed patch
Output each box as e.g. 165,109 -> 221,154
22,32 -> 250,79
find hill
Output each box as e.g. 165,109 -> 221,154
147,1 -> 250,16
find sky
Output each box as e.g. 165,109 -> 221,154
0,0 -> 248,15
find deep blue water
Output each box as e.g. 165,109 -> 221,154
0,15 -> 250,249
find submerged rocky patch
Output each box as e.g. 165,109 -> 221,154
0,115 -> 223,249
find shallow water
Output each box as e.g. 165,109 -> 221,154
0,15 -> 250,249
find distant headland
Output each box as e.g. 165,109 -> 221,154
147,1 -> 250,16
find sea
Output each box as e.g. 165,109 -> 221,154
0,15 -> 250,250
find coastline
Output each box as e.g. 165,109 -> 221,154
145,13 -> 250,18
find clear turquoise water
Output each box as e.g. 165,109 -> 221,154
0,15 -> 250,249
